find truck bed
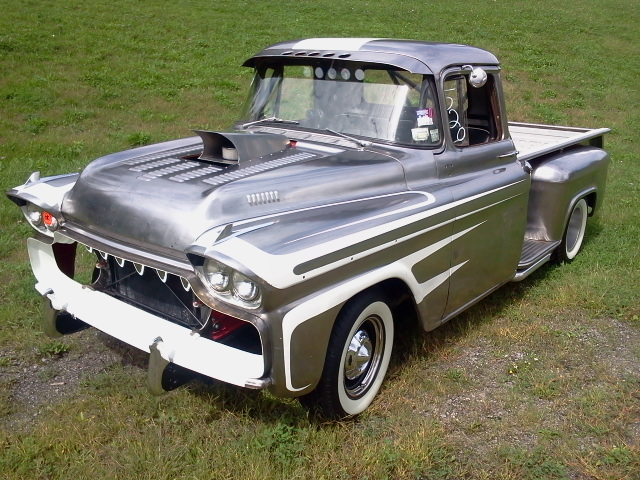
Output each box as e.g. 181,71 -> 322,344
510,122 -> 610,162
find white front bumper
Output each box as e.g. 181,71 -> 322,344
28,237 -> 267,388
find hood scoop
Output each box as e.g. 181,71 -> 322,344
193,130 -> 290,165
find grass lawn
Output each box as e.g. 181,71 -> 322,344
0,0 -> 638,478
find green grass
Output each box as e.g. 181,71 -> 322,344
1,0 -> 638,479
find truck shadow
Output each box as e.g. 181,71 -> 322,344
97,334 -> 308,423
95,222 -> 602,425
388,220 -> 604,375
183,258 -> 568,425
390,265 -> 552,369
391,218 -> 604,367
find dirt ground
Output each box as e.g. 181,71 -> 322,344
1,330 -> 148,429
1,314 -> 638,450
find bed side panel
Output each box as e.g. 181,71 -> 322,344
526,146 -> 610,241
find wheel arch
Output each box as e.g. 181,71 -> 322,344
331,278 -> 420,342
277,276 -> 418,398
298,281 -> 401,418
372,277 -> 420,330
584,190 -> 598,217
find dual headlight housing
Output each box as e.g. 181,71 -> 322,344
21,202 -> 60,237
196,258 -> 262,309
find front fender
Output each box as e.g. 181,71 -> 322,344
189,189 -> 460,396
193,189 -> 436,291
7,172 -> 79,213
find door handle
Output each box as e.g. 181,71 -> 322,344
498,150 -> 519,158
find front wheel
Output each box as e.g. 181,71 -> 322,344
300,291 -> 394,419
554,198 -> 588,263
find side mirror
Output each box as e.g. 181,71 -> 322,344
469,67 -> 488,88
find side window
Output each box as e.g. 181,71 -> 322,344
443,71 -> 501,147
444,76 -> 468,146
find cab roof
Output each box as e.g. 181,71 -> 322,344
244,38 -> 500,75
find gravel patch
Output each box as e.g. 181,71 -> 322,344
0,329 -> 146,430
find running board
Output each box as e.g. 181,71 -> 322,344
512,239 -> 560,282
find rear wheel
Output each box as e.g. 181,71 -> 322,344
300,290 -> 394,419
555,198 -> 588,263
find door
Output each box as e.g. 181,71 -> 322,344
437,69 -> 530,320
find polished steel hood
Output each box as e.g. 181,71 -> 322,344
61,133 -> 407,255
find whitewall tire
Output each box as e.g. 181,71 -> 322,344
555,198 -> 588,262
300,290 -> 394,419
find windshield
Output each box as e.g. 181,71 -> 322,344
239,63 -> 442,146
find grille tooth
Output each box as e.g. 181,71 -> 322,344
156,269 -> 168,283
77,242 -> 201,329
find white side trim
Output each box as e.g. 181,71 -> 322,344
233,190 -> 436,229
194,191 -> 435,250
283,192 -> 436,246
28,237 -> 265,387
280,223 -> 481,392
215,182 -> 520,289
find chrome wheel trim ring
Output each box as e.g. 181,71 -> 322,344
343,315 -> 384,399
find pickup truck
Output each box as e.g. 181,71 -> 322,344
7,38 -> 610,418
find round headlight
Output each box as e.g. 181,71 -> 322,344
26,204 -> 42,226
204,260 -> 231,292
232,271 -> 260,302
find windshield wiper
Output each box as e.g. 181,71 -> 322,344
241,117 -> 299,129
325,129 -> 372,148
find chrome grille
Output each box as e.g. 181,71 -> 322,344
83,245 -> 208,330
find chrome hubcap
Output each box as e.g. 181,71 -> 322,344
345,330 -> 373,380
343,315 -> 384,398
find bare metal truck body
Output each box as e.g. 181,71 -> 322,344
7,39 -> 609,418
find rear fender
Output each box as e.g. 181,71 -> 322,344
526,146 -> 609,241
